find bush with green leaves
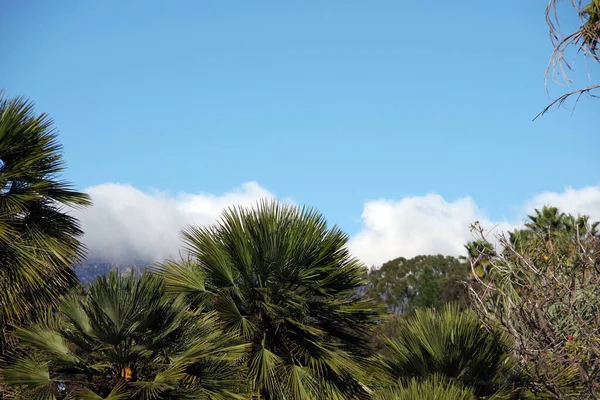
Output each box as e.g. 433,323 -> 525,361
1,271 -> 247,399
155,201 -> 383,400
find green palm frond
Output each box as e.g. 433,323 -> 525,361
65,382 -> 129,400
2,358 -> 53,389
248,341 -> 284,396
373,374 -> 476,400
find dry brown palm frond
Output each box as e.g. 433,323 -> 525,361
536,0 -> 600,119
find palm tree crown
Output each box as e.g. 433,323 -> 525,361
2,271 -> 248,399
0,93 -> 91,349
375,304 -> 515,398
156,200 -> 382,399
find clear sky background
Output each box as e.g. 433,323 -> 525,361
1,1 -> 598,266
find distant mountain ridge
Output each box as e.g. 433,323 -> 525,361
75,261 -> 151,284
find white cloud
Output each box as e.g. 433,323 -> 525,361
523,184 -> 600,221
347,195 -> 513,267
348,184 -> 600,267
76,182 -> 275,263
76,181 -> 600,268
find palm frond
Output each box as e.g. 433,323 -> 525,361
373,374 -> 476,400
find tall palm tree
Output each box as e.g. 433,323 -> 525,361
374,304 -> 521,398
2,271 -> 248,399
155,201 -> 383,400
0,93 -> 91,350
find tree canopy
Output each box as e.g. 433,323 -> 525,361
367,255 -> 470,315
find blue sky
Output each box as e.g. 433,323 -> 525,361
1,1 -> 598,265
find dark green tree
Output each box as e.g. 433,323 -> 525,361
409,266 -> 441,310
2,271 -> 248,399
155,201 -> 382,400
367,255 -> 470,314
0,93 -> 91,351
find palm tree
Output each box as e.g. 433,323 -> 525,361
155,201 -> 383,399
509,207 -> 599,254
374,304 -> 520,398
0,93 -> 91,350
2,271 -> 248,399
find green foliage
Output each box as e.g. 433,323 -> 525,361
1,271 -> 247,399
510,206 -> 598,251
367,255 -> 470,314
0,93 -> 91,351
373,375 -> 476,400
375,304 -> 517,398
155,200 -> 383,399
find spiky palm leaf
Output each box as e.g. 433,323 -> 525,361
0,93 -> 91,350
1,271 -> 248,399
155,201 -> 382,399
375,304 -> 520,398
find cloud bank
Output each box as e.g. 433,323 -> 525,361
523,185 -> 600,221
347,195 -> 514,267
76,182 -> 274,263
76,182 -> 600,267
349,184 -> 600,266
